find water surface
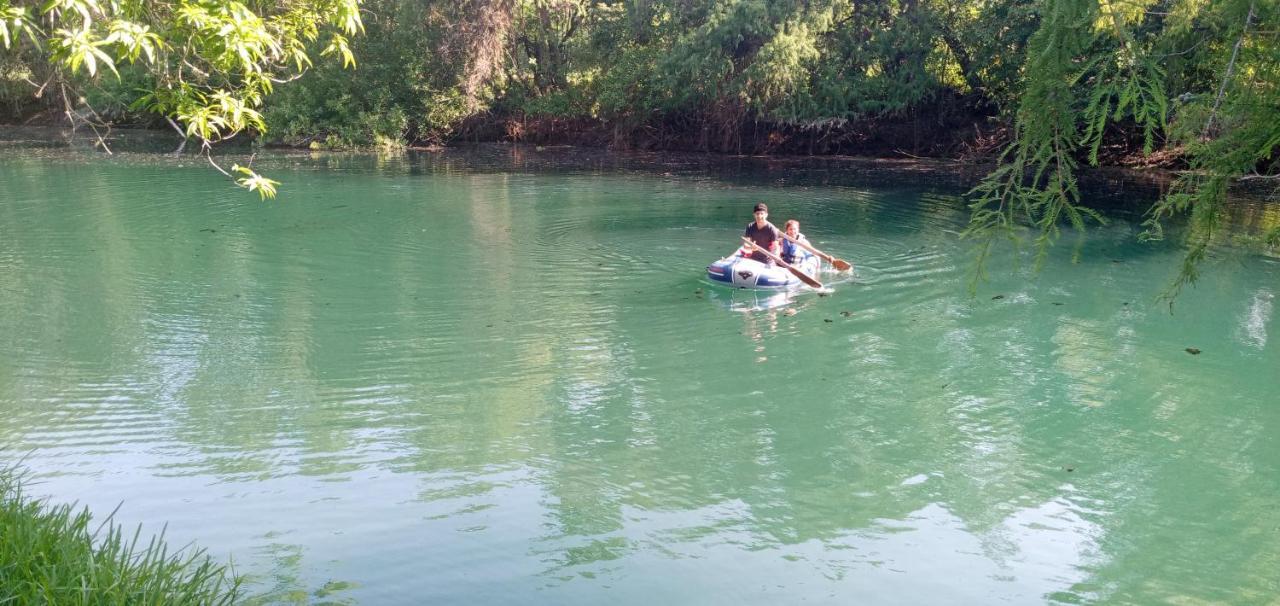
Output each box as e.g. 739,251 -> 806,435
1,140 -> 1278,604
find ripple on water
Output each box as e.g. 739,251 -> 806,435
2,149 -> 1278,604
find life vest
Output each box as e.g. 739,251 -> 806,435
781,233 -> 812,264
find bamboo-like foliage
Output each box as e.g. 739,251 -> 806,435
964,0 -> 1106,288
964,0 -> 1173,287
0,463 -> 241,605
967,0 -> 1279,298
1142,0 -> 1280,301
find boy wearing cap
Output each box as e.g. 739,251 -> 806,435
742,202 -> 782,264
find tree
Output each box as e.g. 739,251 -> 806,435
964,0 -> 1280,301
0,0 -> 364,198
1141,0 -> 1280,301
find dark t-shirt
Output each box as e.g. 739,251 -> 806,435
744,222 -> 782,263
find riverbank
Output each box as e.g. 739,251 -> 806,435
9,121 -> 1276,221
5,102 -> 1182,168
0,123 -> 1178,204
446,109 -> 1181,169
0,463 -> 241,605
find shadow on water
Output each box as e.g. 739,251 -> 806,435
6,124 -> 1275,227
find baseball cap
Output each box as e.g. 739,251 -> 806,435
753,203 -> 768,213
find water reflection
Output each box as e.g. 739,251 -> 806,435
1237,289 -> 1273,349
1,145 -> 1278,604
704,286 -> 798,312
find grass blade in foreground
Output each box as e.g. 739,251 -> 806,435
0,463 -> 242,605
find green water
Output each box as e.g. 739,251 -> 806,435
1,141 -> 1278,604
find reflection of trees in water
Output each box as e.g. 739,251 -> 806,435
1223,197 -> 1280,247
3,155 -> 1278,601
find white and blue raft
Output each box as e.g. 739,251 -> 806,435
706,254 -> 821,289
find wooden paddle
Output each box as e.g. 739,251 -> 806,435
741,237 -> 824,289
769,223 -> 853,271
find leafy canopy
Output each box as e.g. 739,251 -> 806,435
0,0 -> 364,197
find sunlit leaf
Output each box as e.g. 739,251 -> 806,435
232,164 -> 280,200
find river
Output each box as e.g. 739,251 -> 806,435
1,134 -> 1277,604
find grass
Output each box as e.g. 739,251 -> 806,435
0,462 -> 242,605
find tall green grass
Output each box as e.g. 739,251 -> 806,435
0,463 -> 242,605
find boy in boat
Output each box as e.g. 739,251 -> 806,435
780,219 -> 814,265
740,202 -> 782,264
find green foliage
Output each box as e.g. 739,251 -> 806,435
0,462 -> 241,605
233,163 -> 278,198
964,0 -> 1111,287
508,82 -> 592,118
7,0 -> 1031,147
262,76 -> 410,148
963,0 -> 1279,298
1142,0 -> 1280,299
740,19 -> 821,119
1139,0 -> 1280,300
1080,56 -> 1167,163
496,0 -> 1018,128
259,0 -> 493,146
1,3 -> 40,50
1,0 -> 364,194
591,42 -> 663,122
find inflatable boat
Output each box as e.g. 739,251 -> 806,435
706,255 -> 821,289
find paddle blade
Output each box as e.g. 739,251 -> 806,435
831,258 -> 853,271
